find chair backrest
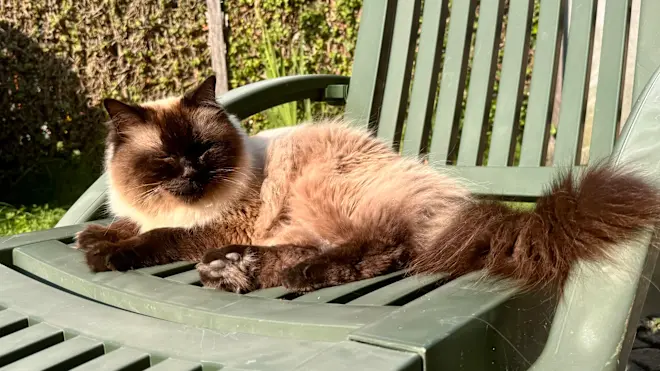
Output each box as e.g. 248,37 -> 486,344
345,0 -> 660,200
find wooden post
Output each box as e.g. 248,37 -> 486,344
206,0 -> 229,95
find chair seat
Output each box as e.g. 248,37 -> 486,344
0,221 -> 555,370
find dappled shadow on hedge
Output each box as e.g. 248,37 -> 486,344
0,21 -> 105,207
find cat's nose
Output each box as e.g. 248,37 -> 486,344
182,166 -> 196,179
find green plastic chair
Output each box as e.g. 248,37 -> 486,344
2,0 -> 660,369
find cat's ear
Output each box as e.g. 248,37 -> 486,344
103,98 -> 148,136
183,76 -> 218,107
103,98 -> 148,122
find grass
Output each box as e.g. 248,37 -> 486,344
0,204 -> 66,236
254,0 -> 311,130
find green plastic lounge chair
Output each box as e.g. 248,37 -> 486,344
3,0 -> 660,369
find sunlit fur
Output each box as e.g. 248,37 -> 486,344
103,79 -> 258,232
86,75 -> 660,295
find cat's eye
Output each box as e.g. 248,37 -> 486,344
199,147 -> 213,161
155,154 -> 174,162
197,142 -> 218,159
200,142 -> 215,153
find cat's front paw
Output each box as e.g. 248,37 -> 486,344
76,227 -> 136,272
75,224 -> 120,250
196,245 -> 260,293
80,242 -> 134,272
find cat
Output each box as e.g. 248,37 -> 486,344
76,75 -> 660,294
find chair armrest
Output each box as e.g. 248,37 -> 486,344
529,65 -> 660,370
0,219 -> 112,265
55,75 -> 350,227
219,74 -> 350,119
55,174 -> 109,227
613,65 -> 660,168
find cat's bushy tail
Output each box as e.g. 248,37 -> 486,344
409,165 -> 660,292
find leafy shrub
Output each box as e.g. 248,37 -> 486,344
227,0 -> 361,132
1,0 -> 214,206
0,204 -> 66,236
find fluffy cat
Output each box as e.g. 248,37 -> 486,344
76,76 -> 660,294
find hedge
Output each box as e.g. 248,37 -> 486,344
1,0 -> 216,206
2,0 -> 359,206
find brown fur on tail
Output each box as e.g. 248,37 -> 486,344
410,166 -> 660,292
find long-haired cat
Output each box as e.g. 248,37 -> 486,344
76,76 -> 660,294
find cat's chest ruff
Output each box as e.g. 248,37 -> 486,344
137,207 -> 223,232
107,186 -> 226,232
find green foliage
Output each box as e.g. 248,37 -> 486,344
1,0 -> 213,206
226,0 -> 361,133
254,2 -> 312,128
0,204 -> 66,236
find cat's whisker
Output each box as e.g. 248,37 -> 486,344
212,167 -> 255,180
125,182 -> 161,193
213,176 -> 246,188
134,187 -> 159,205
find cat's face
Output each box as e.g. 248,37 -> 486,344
103,76 -> 247,212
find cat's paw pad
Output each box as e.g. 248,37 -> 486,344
75,224 -> 119,250
196,245 -> 260,293
282,262 -> 331,292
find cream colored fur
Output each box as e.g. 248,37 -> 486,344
105,99 -> 292,233
251,120 -> 471,253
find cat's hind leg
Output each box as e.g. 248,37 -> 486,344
196,243 -> 322,293
196,240 -> 408,293
281,240 -> 409,292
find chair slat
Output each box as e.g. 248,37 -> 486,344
164,270 -> 201,285
519,0 -> 564,167
435,165 -> 572,199
294,271 -> 406,304
70,347 -> 150,371
0,309 -> 28,337
401,0 -> 449,157
344,0 -> 397,127
553,0 -> 597,166
457,0 -> 505,166
136,262 -> 196,277
247,287 -> 291,299
589,0 -> 630,162
632,1 -> 660,102
2,337 -> 104,371
428,0 -> 479,165
488,0 -> 533,166
377,0 -> 422,147
347,275 -> 445,306
0,323 -> 64,367
146,358 -> 202,371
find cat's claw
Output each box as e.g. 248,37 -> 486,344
197,245 -> 260,293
